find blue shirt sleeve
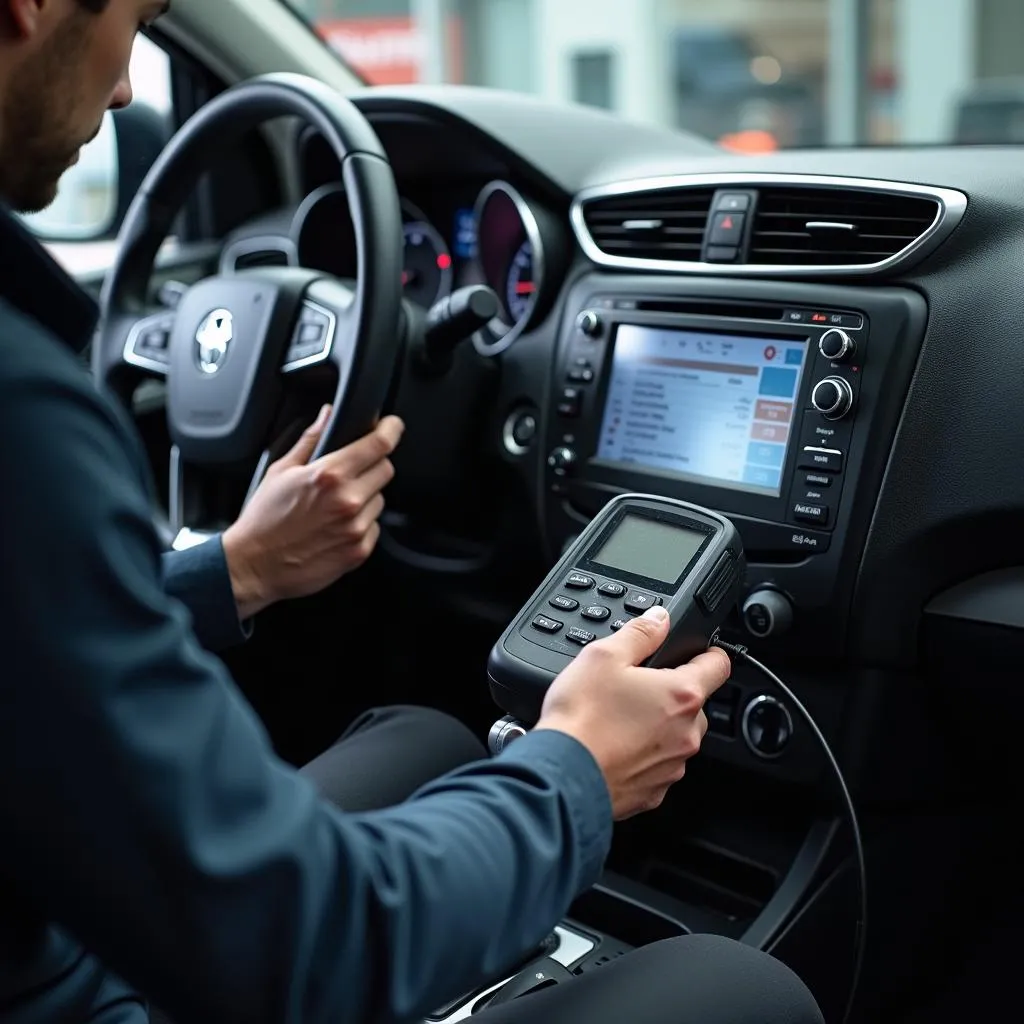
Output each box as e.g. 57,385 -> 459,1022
161,538 -> 253,652
0,328 -> 613,1024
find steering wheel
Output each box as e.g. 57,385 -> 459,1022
94,73 -> 403,537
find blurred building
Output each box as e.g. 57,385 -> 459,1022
289,0 -> 1024,150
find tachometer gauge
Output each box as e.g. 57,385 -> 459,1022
505,241 -> 536,322
402,218 -> 453,309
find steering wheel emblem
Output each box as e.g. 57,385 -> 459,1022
195,308 -> 234,375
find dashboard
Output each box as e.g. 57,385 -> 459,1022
211,85 -> 1024,786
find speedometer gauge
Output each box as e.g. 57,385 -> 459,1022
505,241 -> 536,322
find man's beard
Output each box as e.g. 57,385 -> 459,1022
0,15 -> 97,214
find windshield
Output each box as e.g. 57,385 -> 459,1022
284,0 -> 1024,150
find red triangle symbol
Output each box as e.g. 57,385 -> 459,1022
722,215 -> 734,229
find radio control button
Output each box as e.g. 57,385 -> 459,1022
582,605 -> 611,622
798,447 -> 844,473
597,581 -> 626,597
811,376 -> 854,420
549,595 -> 580,612
743,590 -> 794,639
565,573 -> 595,590
805,472 -> 832,488
576,310 -> 603,337
547,447 -> 577,475
818,328 -> 856,362
624,592 -> 661,614
566,627 -> 597,646
567,367 -> 595,383
532,615 -> 563,634
792,502 -> 830,526
557,387 -> 582,418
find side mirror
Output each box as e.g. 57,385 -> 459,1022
21,102 -> 170,243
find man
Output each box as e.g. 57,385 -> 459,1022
0,2 -> 827,1022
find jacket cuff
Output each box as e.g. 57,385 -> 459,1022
496,729 -> 613,890
161,535 -> 253,652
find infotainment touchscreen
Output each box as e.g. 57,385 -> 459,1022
595,324 -> 809,497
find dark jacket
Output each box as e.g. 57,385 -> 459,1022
0,209 -> 612,1023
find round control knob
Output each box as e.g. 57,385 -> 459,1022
818,328 -> 856,362
742,589 -> 794,639
547,447 -> 577,475
488,716 -> 527,755
811,376 -> 855,420
576,310 -> 603,337
503,411 -> 537,454
742,695 -> 794,759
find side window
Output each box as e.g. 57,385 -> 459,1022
23,34 -> 173,275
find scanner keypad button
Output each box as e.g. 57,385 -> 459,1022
623,592 -> 661,614
565,573 -> 595,590
566,627 -> 597,646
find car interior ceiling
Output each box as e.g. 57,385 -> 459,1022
60,7 -> 1024,1024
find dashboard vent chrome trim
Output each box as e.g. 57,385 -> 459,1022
570,173 -> 968,277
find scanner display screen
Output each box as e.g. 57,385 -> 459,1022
590,513 -> 708,585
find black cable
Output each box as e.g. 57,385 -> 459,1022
713,640 -> 866,1024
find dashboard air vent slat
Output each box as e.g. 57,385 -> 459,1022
749,188 -> 939,266
581,189 -> 715,262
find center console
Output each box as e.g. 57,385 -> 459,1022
542,274 -> 925,653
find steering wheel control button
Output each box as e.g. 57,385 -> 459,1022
623,592 -> 661,614
818,328 -> 856,362
742,589 -> 794,639
792,502 -> 830,526
799,447 -> 844,473
742,696 -> 794,759
576,310 -> 603,337
581,605 -> 612,622
549,595 -> 580,612
811,376 -> 855,420
531,615 -> 563,634
283,302 -> 336,372
565,573 -> 595,590
597,581 -> 626,597
610,618 -> 630,632
124,313 -> 175,374
566,627 -> 597,646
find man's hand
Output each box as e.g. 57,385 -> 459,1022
222,407 -> 404,619
534,606 -> 731,820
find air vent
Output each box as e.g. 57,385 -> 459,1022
749,187 -> 940,266
580,188 -> 715,262
571,174 -> 967,277
232,247 -> 290,271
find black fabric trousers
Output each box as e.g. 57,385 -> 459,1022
153,706 -> 824,1023
298,706 -> 825,1024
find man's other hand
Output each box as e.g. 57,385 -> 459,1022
222,407 -> 404,619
